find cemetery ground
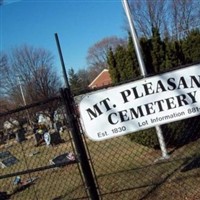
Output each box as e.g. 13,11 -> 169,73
0,129 -> 200,200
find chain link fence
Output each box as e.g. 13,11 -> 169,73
76,64 -> 200,200
1,88 -> 200,199
0,97 -> 89,200
81,108 -> 200,200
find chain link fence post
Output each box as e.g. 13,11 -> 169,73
60,88 -> 100,200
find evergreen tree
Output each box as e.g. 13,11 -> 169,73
108,35 -> 141,84
107,48 -> 120,84
151,27 -> 165,73
114,45 -> 127,82
77,69 -> 90,91
68,68 -> 81,94
174,41 -> 185,66
126,33 -> 140,79
182,29 -> 200,64
164,38 -> 179,69
140,37 -> 153,74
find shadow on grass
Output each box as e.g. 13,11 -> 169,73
138,153 -> 200,200
0,182 -> 36,200
0,192 -> 11,200
165,116 -> 200,150
139,159 -> 188,200
181,155 -> 200,172
12,181 -> 36,195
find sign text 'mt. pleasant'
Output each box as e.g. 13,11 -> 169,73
79,65 -> 200,141
86,76 -> 198,124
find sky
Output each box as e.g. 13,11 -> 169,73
0,0 -> 127,77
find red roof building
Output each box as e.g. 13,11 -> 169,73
88,69 -> 112,89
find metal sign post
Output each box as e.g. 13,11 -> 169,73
121,0 -> 169,159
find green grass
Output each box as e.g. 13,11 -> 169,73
0,131 -> 200,199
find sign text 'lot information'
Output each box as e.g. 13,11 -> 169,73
79,64 -> 200,141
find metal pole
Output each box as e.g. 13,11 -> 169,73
122,0 -> 169,159
60,88 -> 100,200
55,35 -> 100,199
18,76 -> 27,106
55,33 -> 70,88
122,0 -> 147,77
17,76 -> 32,126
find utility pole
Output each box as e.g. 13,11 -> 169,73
18,76 -> 27,106
17,76 -> 32,126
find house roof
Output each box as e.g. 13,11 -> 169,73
88,69 -> 112,89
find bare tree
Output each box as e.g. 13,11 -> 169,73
4,45 -> 61,105
128,0 -> 200,39
129,0 -> 168,38
170,0 -> 200,39
86,36 -> 126,81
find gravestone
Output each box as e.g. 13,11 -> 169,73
50,152 -> 76,167
44,132 -> 51,146
0,130 -> 4,144
0,151 -> 11,159
0,151 -> 19,168
1,156 -> 19,168
15,128 -> 26,143
50,131 -> 62,145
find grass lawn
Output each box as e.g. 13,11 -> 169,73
85,135 -> 200,200
0,130 -> 200,199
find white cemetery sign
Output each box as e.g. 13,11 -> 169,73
79,64 -> 200,141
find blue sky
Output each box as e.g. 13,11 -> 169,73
0,0 -> 127,76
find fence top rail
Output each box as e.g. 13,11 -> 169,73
0,96 -> 60,118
